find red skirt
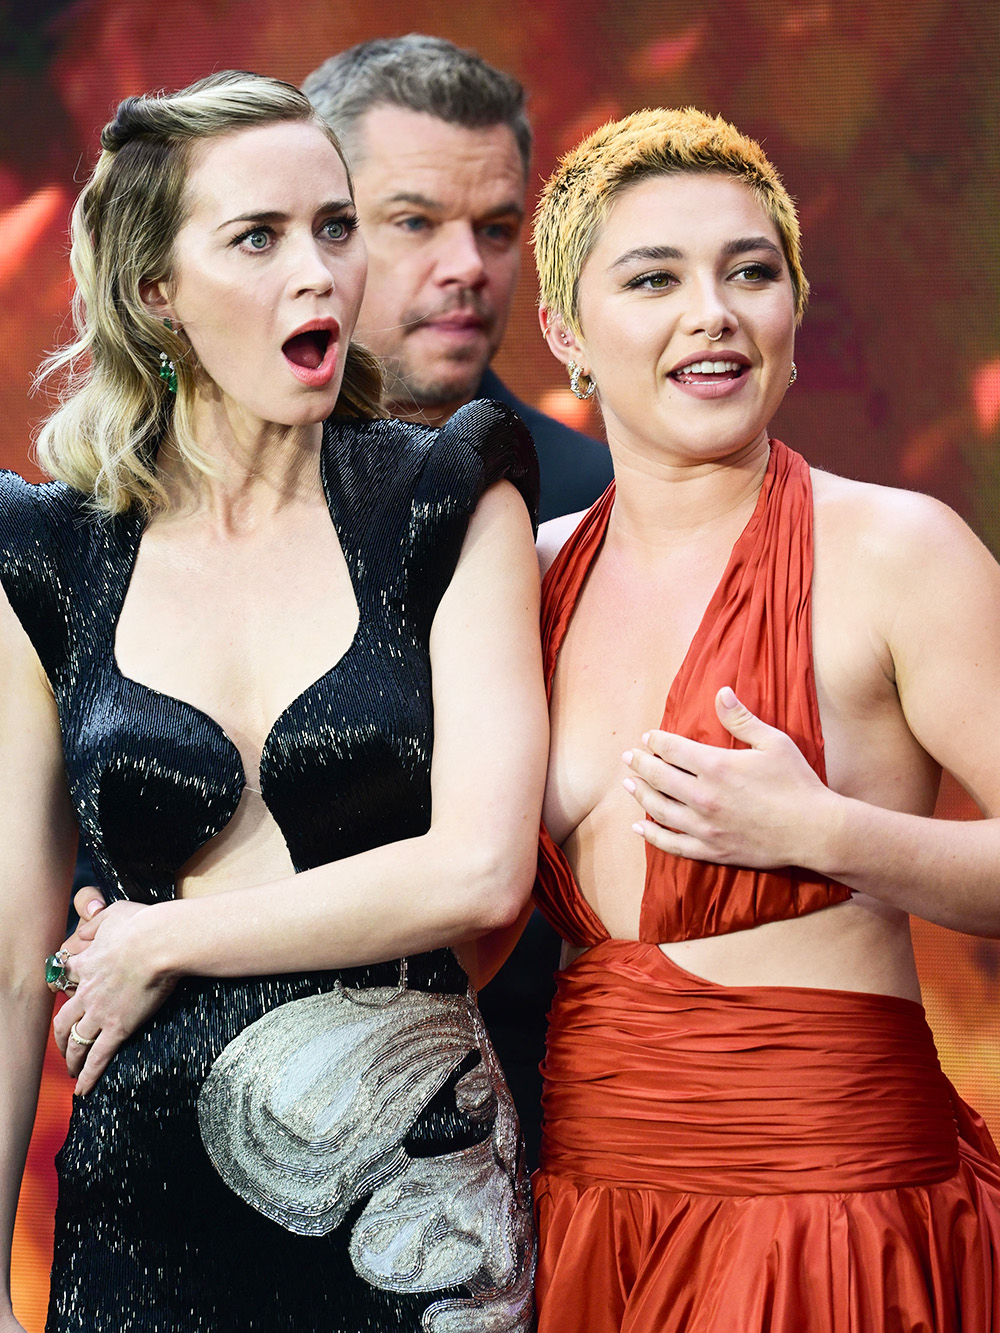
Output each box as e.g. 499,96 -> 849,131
534,940 -> 1000,1332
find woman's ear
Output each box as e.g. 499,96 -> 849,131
139,277 -> 176,324
539,308 -> 584,370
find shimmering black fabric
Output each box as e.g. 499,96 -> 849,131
0,400 -> 539,1333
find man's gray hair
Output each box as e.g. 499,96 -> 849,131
302,34 -> 532,174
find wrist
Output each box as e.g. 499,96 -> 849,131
129,900 -> 189,985
805,786 -> 858,882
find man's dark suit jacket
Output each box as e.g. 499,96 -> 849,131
474,368 -> 613,1170
477,368 -> 612,523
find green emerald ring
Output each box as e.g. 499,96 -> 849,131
45,949 -> 75,993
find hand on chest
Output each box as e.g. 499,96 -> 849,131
546,549 -> 728,841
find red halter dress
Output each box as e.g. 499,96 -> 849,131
533,441 -> 1000,1333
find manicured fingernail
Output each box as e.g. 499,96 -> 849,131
641,733 -> 650,745
719,687 -> 737,707
87,900 -> 104,915
623,778 -> 636,793
631,822 -> 645,834
621,750 -> 633,765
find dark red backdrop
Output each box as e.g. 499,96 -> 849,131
3,2 -> 999,1325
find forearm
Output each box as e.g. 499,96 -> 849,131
70,483 -> 547,1052
631,707 -> 1000,938
808,790 -> 1000,936
143,821 -> 538,983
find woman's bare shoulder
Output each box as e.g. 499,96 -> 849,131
810,466 -> 1000,644
810,467 -> 982,558
536,511 -> 587,577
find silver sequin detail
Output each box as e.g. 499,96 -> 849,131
198,984 -> 534,1329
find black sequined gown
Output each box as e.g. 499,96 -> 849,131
0,402 -> 539,1333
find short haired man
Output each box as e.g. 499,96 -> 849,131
303,36 -> 609,1171
302,33 -> 613,523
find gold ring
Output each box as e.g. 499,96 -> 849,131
69,1020 -> 97,1048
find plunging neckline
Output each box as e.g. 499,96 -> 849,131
110,422 -> 363,804
540,445 -> 776,940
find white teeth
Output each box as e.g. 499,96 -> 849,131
678,360 -> 740,375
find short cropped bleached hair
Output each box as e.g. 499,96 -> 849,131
533,107 -> 808,335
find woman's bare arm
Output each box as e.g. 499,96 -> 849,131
58,481 -> 549,1092
625,491 -> 1000,937
0,592 -> 77,1327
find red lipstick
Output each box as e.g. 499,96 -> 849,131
282,318 -> 340,387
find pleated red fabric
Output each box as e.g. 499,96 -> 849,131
534,942 -> 1000,1333
536,440 -> 851,948
532,439 -> 1000,1330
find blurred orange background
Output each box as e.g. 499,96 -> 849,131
4,1 -> 1000,1326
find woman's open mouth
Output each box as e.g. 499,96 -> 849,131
670,359 -> 747,386
668,355 -> 751,399
282,324 -> 339,386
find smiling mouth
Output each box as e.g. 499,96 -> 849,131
283,329 -> 331,370
671,359 -> 747,385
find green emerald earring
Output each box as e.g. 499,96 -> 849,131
159,318 -> 177,394
158,351 -> 178,394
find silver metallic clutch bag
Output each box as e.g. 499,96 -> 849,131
198,979 -> 535,1332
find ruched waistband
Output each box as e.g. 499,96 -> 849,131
539,939 -> 960,1195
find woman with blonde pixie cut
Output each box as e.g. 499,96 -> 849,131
0,71 -> 545,1331
531,106 -> 1000,1331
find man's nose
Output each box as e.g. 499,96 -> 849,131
432,222 -> 488,288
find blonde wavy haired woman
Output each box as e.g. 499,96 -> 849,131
0,71 -> 545,1332
530,107 -> 1000,1332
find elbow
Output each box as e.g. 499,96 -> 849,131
458,837 -> 536,934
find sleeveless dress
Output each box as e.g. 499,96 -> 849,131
0,401 -> 539,1333
533,441 -> 1000,1332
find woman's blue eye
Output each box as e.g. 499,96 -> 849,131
322,216 -> 358,241
246,231 -> 269,250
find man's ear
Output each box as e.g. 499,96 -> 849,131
539,307 -> 585,371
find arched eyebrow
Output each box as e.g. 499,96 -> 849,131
610,244 -> 682,270
216,200 -> 354,230
610,236 -> 783,269
722,236 -> 784,260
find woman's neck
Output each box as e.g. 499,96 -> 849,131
605,431 -> 772,558
157,391 -> 325,531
